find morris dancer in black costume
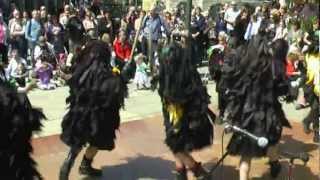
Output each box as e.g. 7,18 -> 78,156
59,40 -> 129,180
58,15 -> 130,179
221,21 -> 291,180
157,35 -> 215,180
0,64 -> 46,180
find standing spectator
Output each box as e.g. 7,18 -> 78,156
224,1 -> 240,34
89,0 -> 102,16
135,10 -> 146,54
120,14 -> 129,32
273,20 -> 288,41
9,10 -> 27,59
135,10 -> 146,33
163,11 -> 173,33
288,20 -> 303,51
40,6 -> 48,26
231,9 -> 250,47
140,7 -> 167,62
96,10 -> 113,39
60,5 -> 71,29
215,11 -> 227,38
47,15 -> 66,65
43,14 -> 53,39
126,6 -> 137,37
0,13 -> 8,64
25,10 -> 42,65
82,10 -> 96,33
113,30 -> 131,70
65,14 -> 85,55
244,14 -> 262,41
261,3 -> 270,19
190,7 -> 206,65
22,11 -> 30,26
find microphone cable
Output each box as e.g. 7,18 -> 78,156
219,126 -> 227,180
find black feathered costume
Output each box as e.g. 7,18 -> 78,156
158,42 -> 215,153
61,40 -> 128,150
221,34 -> 291,157
0,69 -> 45,180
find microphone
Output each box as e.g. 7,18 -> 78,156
225,124 -> 269,148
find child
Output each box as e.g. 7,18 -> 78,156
133,53 -> 150,90
35,60 -> 56,90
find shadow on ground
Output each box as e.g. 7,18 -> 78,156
252,162 -> 319,180
80,155 -> 174,180
280,135 -> 318,153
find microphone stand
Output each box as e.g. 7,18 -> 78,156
208,151 -> 230,174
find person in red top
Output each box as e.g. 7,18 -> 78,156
286,52 -> 308,109
113,30 -> 132,70
286,52 -> 300,78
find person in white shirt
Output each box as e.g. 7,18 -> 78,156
224,1 -> 240,34
244,14 -> 262,41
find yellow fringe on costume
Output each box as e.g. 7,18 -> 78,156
112,67 -> 121,75
166,103 -> 184,133
305,53 -> 320,96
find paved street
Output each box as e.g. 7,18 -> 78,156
28,78 -> 318,180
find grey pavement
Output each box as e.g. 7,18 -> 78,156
28,77 -> 310,138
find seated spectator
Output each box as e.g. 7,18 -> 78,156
133,53 -> 150,90
113,30 -> 132,70
286,52 -> 301,78
34,36 -> 56,68
6,48 -> 27,80
5,48 -> 35,91
12,63 -> 28,88
286,52 -> 308,109
35,59 -> 56,90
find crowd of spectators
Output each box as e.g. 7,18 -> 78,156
0,0 -> 318,93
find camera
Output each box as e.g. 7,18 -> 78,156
172,33 -> 181,41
